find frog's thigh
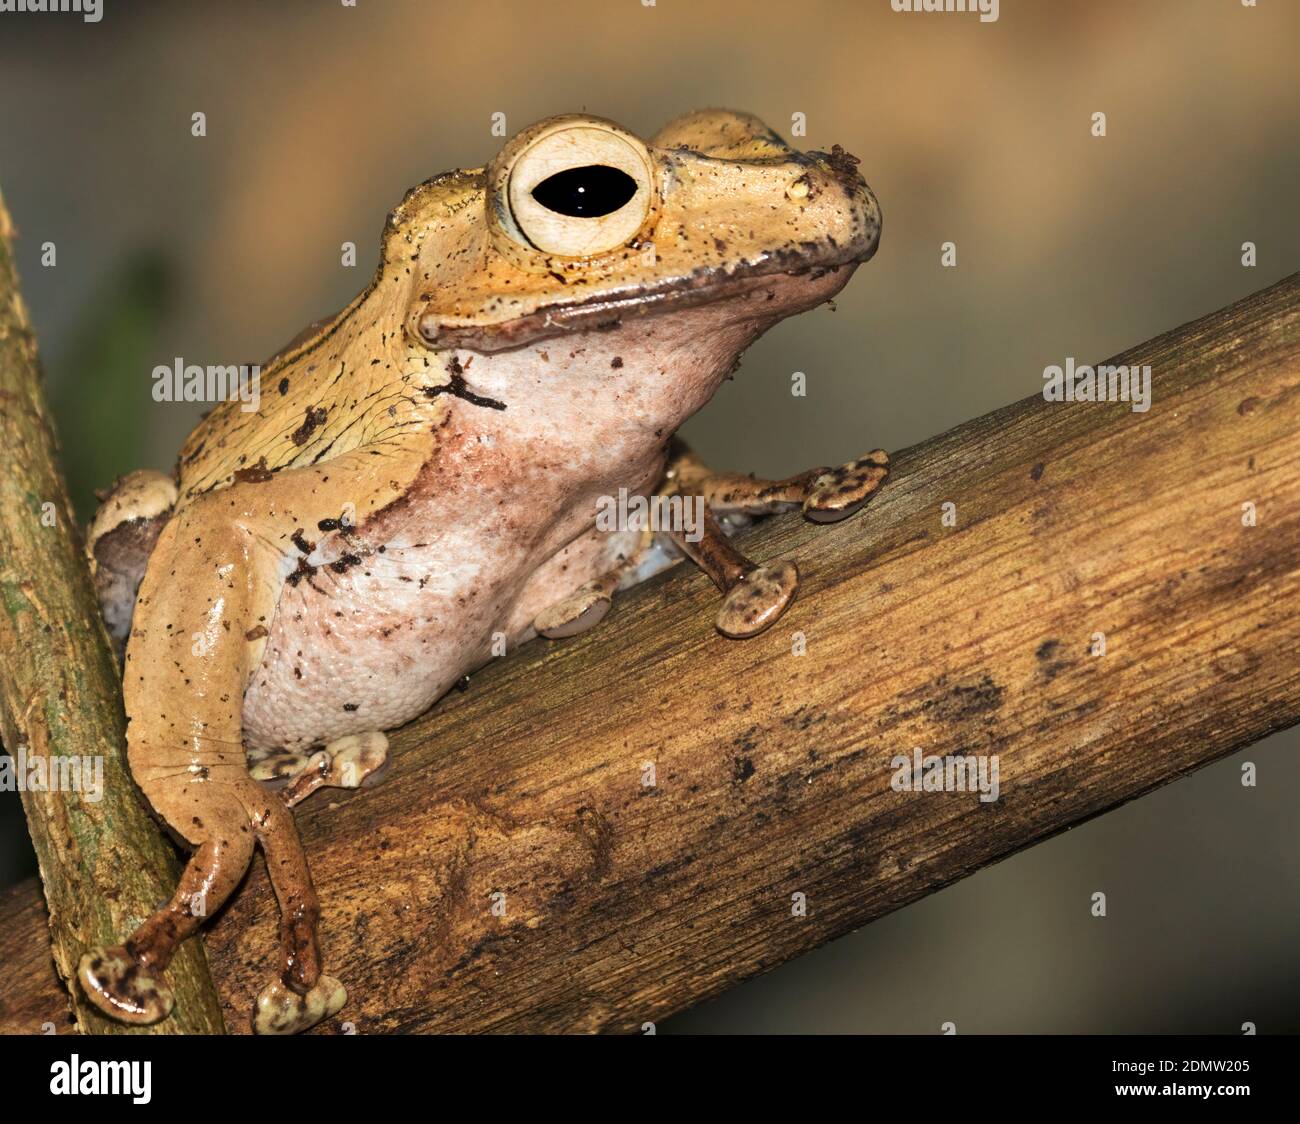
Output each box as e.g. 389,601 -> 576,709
86,506 -> 345,1034
81,510 -> 276,1024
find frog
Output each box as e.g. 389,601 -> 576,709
76,109 -> 887,1034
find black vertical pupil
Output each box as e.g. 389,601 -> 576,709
531,165 -> 637,218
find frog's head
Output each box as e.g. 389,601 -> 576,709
396,110 -> 880,355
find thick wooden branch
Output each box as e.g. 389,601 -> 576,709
0,191 -> 225,1034
2,272 -> 1298,1035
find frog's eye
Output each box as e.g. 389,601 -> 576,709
530,166 -> 638,218
504,126 -> 653,257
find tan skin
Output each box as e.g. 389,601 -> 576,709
78,110 -> 888,1033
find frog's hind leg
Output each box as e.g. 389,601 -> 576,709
250,799 -> 346,1034
77,505 -> 343,1034
77,803 -> 254,1025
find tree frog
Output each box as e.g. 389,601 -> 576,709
77,110 -> 887,1034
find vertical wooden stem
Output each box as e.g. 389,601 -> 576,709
0,189 -> 225,1034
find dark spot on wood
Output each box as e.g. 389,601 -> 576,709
1035,639 -> 1071,681
570,806 -> 614,878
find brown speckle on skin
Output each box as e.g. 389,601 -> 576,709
233,458 -> 274,484
292,406 -> 328,446
285,556 -> 318,588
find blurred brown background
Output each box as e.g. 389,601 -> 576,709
1,0 -> 1297,1032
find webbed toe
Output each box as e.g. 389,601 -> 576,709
78,944 -> 175,1025
803,449 -> 889,523
715,560 -> 798,639
254,976 -> 347,1035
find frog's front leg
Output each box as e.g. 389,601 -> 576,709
76,502 -> 343,1035
660,440 -> 889,637
668,507 -> 799,638
663,439 -> 890,523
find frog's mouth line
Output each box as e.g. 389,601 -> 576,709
420,241 -> 876,354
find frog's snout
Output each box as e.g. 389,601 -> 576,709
794,144 -> 881,264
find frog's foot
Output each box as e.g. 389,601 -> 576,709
77,944 -> 175,1025
667,507 -> 799,639
276,731 -> 390,808
253,976 -> 347,1036
534,574 -> 619,639
802,449 -> 890,523
716,559 -> 799,639
248,745 -> 313,785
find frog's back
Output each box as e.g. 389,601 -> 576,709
173,171 -> 479,509
174,307 -> 380,505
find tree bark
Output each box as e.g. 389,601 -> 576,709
0,191 -> 225,1034
1,267 -> 1297,1035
